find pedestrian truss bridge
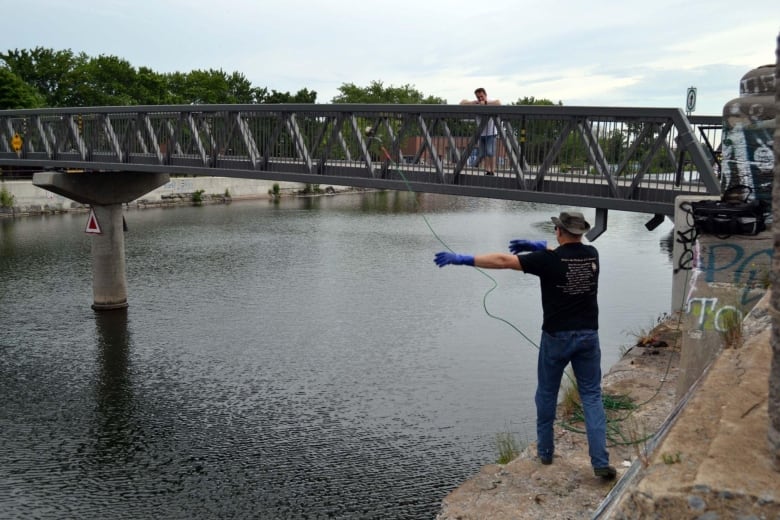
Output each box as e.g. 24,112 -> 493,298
0,103 -> 722,219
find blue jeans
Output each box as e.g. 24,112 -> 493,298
535,329 -> 609,468
476,134 -> 496,161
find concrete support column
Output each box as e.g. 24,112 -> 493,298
672,193 -> 773,400
32,171 -> 169,311
90,204 -> 128,310
769,31 -> 780,473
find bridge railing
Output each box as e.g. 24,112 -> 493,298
0,104 -> 722,213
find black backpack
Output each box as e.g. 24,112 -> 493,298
690,185 -> 768,237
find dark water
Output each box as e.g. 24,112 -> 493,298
0,192 -> 674,519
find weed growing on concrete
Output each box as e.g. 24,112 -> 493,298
621,312 -> 675,356
623,324 -> 655,353
191,189 -> 205,205
302,183 -> 322,195
559,370 -> 581,418
623,415 -> 651,467
495,431 -> 520,464
662,452 -> 682,464
743,262 -> 772,289
759,269 -> 771,289
719,306 -> 743,349
0,184 -> 14,208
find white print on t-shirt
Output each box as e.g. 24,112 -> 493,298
556,257 -> 597,296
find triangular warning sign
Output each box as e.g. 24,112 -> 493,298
85,208 -> 102,235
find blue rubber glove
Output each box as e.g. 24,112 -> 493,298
508,239 -> 547,254
434,252 -> 475,268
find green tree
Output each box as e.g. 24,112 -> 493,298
225,71 -> 258,103
260,87 -> 317,103
509,97 -> 564,165
164,69 -> 267,104
177,68 -> 237,104
163,71 -> 189,104
132,66 -> 176,105
329,81 -> 446,163
0,67 -> 45,109
1,47 -> 309,107
0,47 -> 86,107
332,80 -> 445,104
510,96 -> 561,106
67,54 -> 137,106
601,129 -> 628,165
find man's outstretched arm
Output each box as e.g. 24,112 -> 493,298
434,251 -> 522,270
474,252 -> 521,270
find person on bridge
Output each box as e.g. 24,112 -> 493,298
460,88 -> 500,175
432,210 -> 617,481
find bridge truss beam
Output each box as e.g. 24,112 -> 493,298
0,104 -> 722,216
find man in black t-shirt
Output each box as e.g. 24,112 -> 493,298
433,210 -> 616,481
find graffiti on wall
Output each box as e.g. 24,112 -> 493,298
686,296 -> 743,332
163,179 -> 195,193
699,241 -> 770,310
675,232 -> 770,288
675,200 -> 771,309
673,197 -> 773,332
721,103 -> 775,216
680,238 -> 771,328
673,224 -> 698,275
700,243 -> 772,286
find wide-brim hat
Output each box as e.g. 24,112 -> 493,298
551,211 -> 591,235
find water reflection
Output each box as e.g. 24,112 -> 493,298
359,190 -> 418,213
659,229 -> 675,260
92,309 -> 134,462
0,218 -> 15,256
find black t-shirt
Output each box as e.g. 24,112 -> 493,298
519,243 -> 599,333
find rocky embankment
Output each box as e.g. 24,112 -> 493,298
436,294 -> 778,519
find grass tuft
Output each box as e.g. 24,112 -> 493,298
495,431 -> 520,464
559,370 -> 581,418
719,306 -> 743,349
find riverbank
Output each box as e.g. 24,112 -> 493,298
435,294 -> 778,519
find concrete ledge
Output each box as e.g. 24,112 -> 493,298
435,293 -> 777,519
436,319 -> 684,519
0,177 -> 355,216
609,294 -> 778,519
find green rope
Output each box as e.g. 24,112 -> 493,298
383,149 -> 686,448
386,155 -> 540,350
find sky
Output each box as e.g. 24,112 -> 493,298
4,0 -> 779,115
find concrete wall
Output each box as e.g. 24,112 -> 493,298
140,177 -> 306,202
0,176 -> 348,213
671,194 -> 772,399
769,31 -> 780,473
1,178 -> 74,209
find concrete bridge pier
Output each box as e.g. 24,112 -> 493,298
32,171 -> 170,310
89,203 -> 129,310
